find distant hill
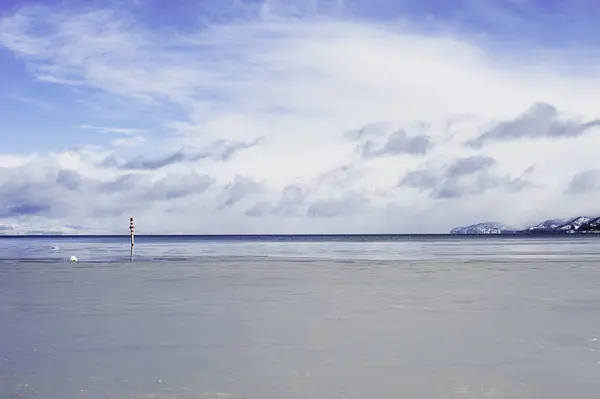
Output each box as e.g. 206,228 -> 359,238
450,222 -> 516,235
451,216 -> 600,235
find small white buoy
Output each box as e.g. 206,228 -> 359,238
70,256 -> 78,262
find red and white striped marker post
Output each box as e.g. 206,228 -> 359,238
129,217 -> 135,260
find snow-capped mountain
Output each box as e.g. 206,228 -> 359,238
450,222 -> 516,235
556,216 -> 594,232
525,218 -> 569,231
451,216 -> 600,234
525,216 -> 597,233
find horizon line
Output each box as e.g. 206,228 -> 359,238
0,232 -> 594,238
0,233 -> 454,237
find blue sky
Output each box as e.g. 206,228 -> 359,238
1,0 -> 600,234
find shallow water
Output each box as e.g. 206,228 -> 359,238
1,235 -> 600,398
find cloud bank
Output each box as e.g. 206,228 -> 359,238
1,0 -> 600,234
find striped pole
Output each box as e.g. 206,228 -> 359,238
129,217 -> 135,261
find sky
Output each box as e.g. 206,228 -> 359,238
1,0 -> 600,234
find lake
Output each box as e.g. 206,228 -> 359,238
1,235 -> 600,398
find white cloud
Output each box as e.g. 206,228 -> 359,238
78,124 -> 149,148
79,124 -> 150,135
1,1 -> 600,233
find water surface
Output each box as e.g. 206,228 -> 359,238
1,235 -> 600,398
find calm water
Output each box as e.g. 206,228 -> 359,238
1,235 -> 600,398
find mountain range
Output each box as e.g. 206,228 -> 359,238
450,216 -> 600,235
